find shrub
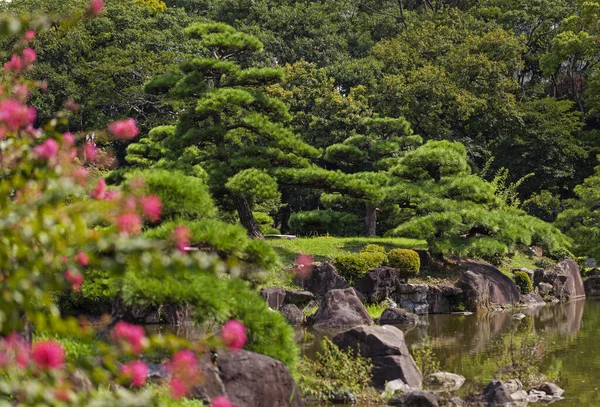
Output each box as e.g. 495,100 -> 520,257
514,271 -> 533,294
297,338 -> 378,403
387,249 -> 420,278
288,210 -> 361,236
362,244 -> 386,254
333,252 -> 386,281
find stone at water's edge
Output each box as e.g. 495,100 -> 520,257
455,260 -> 520,311
280,303 -> 306,326
584,275 -> 600,296
379,307 -> 419,325
553,259 -> 586,300
260,288 -> 315,310
294,262 -> 349,298
332,325 -> 422,390
354,266 -> 404,303
425,372 -> 466,392
215,350 -> 303,407
309,288 -> 372,329
466,380 -> 513,406
389,391 -> 439,407
260,287 -> 286,310
427,285 -> 463,313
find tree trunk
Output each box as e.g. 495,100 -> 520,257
365,203 -> 377,237
234,195 -> 263,239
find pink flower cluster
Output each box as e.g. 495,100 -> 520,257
117,213 -> 142,235
108,118 -> 139,140
294,254 -> 314,279
112,321 -> 146,354
0,334 -> 30,369
31,340 -> 65,370
168,349 -> 201,399
0,99 -> 36,132
120,360 -> 148,387
33,138 -> 59,160
4,48 -> 36,73
172,225 -> 190,253
221,320 -> 247,351
212,396 -> 234,407
64,269 -> 84,292
90,0 -> 104,15
141,195 -> 162,223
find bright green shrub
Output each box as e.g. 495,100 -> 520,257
333,252 -> 386,281
362,244 -> 386,254
387,249 -> 420,278
126,169 -> 217,221
253,211 -> 280,235
288,210 -> 361,236
514,271 -> 533,295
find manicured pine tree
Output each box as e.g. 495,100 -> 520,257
126,22 -> 320,238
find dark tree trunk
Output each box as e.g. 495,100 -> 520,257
235,195 -> 263,239
365,203 -> 377,237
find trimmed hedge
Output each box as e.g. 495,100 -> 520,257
514,271 -> 533,294
333,252 -> 387,281
387,249 -> 420,278
362,244 -> 386,254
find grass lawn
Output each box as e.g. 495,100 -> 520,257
267,236 -> 427,266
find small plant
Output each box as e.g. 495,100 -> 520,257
513,271 -> 534,294
365,302 -> 387,319
411,337 -> 440,376
387,249 -> 421,278
298,338 -> 379,403
333,252 -> 386,281
362,244 -> 386,254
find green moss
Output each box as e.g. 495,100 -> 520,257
387,249 -> 420,278
514,271 -> 534,294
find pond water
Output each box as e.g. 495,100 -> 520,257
299,298 -> 600,406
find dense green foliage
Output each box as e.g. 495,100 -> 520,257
387,249 -> 420,278
333,251 -> 386,281
513,271 -> 534,295
362,244 -> 386,254
288,210 -> 360,237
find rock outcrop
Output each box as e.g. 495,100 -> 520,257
309,288 -> 372,329
455,260 -> 520,311
354,267 -> 405,303
294,262 -> 349,298
379,308 -> 419,325
332,325 -> 422,389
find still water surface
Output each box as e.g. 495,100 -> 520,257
300,298 -> 600,406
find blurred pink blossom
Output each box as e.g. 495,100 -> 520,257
211,396 -> 234,407
117,213 -> 142,235
108,118 -> 139,140
221,320 -> 247,351
141,195 -> 162,223
112,321 -> 145,354
31,340 -> 65,370
33,139 -> 59,160
120,360 -> 148,387
64,269 -> 84,292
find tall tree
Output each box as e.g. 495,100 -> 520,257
126,22 -> 320,238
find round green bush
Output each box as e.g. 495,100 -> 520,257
514,271 -> 533,294
362,244 -> 386,254
333,252 -> 386,281
387,249 -> 420,278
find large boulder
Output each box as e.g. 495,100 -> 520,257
455,260 -> 520,311
294,262 -> 349,298
354,267 -> 404,303
425,372 -> 465,392
280,304 -> 306,326
584,275 -> 600,296
260,288 -> 286,310
552,259 -> 586,300
332,325 -> 422,390
284,289 -> 315,307
309,288 -> 372,329
379,308 -> 419,325
389,391 -> 439,407
217,350 -> 303,407
466,381 -> 513,406
427,286 -> 463,314
394,284 -> 430,314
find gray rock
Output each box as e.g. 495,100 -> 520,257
533,382 -> 564,397
260,287 -> 286,310
329,390 -> 356,404
555,259 -> 586,300
217,350 -> 303,407
389,391 -> 439,407
520,293 -> 545,306
536,282 -> 553,297
533,268 -> 545,286
584,275 -> 600,296
510,390 -> 529,402
309,288 -> 372,329
455,260 -> 520,311
448,397 -> 466,406
504,379 -> 523,393
280,304 -> 306,326
427,286 -> 463,314
528,389 -> 553,402
332,325 -> 422,390
283,289 -> 315,307
425,372 -> 465,392
354,267 -> 406,303
294,262 -> 350,298
385,378 -> 417,394
467,381 -> 513,406
380,308 -> 420,325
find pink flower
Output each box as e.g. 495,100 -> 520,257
33,138 -> 59,160
221,320 -> 247,351
4,54 -> 23,72
108,118 -> 139,140
112,321 -> 145,354
74,167 -> 88,185
83,143 -> 98,161
120,360 -> 148,387
14,83 -> 30,101
141,195 -> 162,223
22,48 -> 36,65
169,377 -> 188,399
1,334 -> 30,369
0,99 -> 36,130
91,179 -> 107,199
172,225 -> 190,253
74,252 -> 89,266
31,340 -> 65,370
90,0 -> 103,15
117,213 -> 142,235
64,269 -> 84,292
172,349 -> 197,367
24,30 -> 36,41
105,190 -> 121,200
211,396 -> 234,407
294,254 -> 314,279
63,132 -> 75,146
